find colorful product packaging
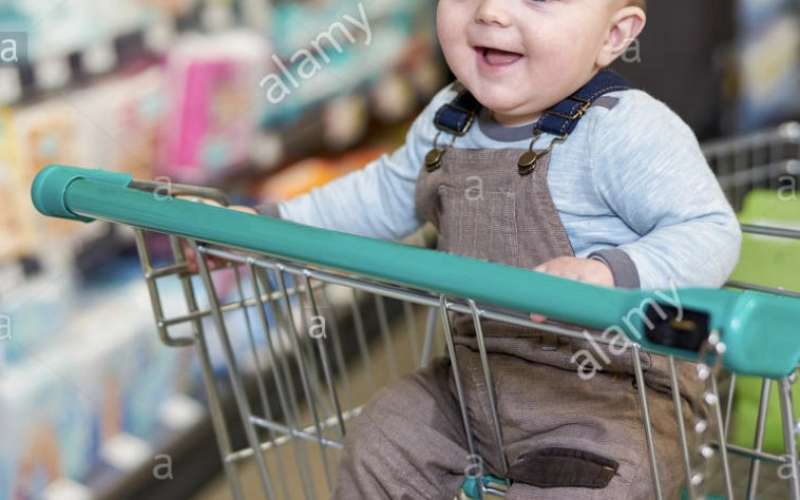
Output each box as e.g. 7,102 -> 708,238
0,108 -> 36,262
256,147 -> 386,202
11,97 -> 86,240
73,66 -> 167,181
736,0 -> 800,130
160,31 -> 270,183
0,275 -> 202,500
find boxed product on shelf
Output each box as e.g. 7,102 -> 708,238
0,0 -> 96,60
6,65 -> 168,259
157,266 -> 320,382
257,0 -> 439,152
268,0 -> 424,59
0,0 -> 188,61
73,65 -> 167,181
255,146 -> 386,202
736,0 -> 800,130
0,340 -> 102,500
0,108 -> 37,262
0,268 -> 76,369
73,275 -> 196,442
0,273 -> 201,500
180,267 -> 278,378
260,16 -> 433,129
11,95 -> 88,242
159,31 -> 271,183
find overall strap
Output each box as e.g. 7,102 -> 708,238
432,69 -> 632,138
433,88 -> 482,136
535,70 -> 631,138
427,70 -> 632,173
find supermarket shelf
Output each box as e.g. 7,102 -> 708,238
107,282 -> 413,500
0,0 -> 240,106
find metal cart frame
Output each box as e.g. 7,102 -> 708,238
31,123 -> 800,500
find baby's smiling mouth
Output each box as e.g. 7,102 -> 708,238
475,46 -> 524,66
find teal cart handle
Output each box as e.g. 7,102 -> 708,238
31,165 -> 133,223
31,165 -> 800,378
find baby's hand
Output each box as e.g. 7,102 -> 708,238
176,196 -> 258,273
176,195 -> 257,215
534,256 -> 613,287
530,256 -> 613,323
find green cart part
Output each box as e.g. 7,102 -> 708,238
681,488 -> 725,500
730,190 -> 800,295
730,190 -> 800,453
31,165 -> 800,378
460,475 -> 511,499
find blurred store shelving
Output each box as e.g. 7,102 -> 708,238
0,0 -> 798,499
0,1 -> 444,499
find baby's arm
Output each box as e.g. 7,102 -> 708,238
588,92 -> 742,290
257,89 -> 448,241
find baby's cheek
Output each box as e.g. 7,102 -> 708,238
523,21 -> 594,67
436,33 -> 471,82
435,1 -> 460,41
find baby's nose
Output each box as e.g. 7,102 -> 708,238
475,0 -> 512,27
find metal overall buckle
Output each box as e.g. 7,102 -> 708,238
546,95 -> 593,121
518,131 -> 567,176
428,90 -> 479,172
426,131 -> 457,172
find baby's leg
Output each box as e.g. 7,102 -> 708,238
455,347 -> 690,500
502,387 -> 687,500
332,358 -> 471,500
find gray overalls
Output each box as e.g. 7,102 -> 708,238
333,71 -> 698,500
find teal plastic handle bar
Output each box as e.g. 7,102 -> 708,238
31,165 -> 133,222
32,165 -> 800,378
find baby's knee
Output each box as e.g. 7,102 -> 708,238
342,372 -> 441,456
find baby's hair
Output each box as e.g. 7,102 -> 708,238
628,0 -> 646,10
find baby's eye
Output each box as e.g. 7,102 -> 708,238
523,0 -> 555,7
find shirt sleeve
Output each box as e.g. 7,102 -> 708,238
589,91 -> 742,290
588,248 -> 641,289
270,85 -> 455,241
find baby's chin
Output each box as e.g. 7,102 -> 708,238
462,84 -> 532,121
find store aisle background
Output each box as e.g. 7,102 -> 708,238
0,0 -> 799,499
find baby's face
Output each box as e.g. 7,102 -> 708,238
437,0 -> 639,125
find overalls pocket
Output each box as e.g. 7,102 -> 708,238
508,447 -> 619,489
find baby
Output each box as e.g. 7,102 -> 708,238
250,0 -> 742,498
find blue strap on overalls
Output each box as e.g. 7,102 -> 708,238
427,69 -> 632,175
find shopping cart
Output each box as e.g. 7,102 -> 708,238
30,123 -> 800,500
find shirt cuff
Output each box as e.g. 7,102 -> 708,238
588,249 -> 640,289
255,202 -> 282,218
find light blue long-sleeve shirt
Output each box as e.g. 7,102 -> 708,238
269,83 -> 742,290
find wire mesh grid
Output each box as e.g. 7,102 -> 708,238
124,123 -> 800,500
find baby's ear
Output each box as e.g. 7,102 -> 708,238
597,6 -> 647,68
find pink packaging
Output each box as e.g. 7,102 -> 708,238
160,31 -> 270,183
